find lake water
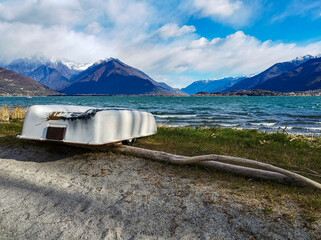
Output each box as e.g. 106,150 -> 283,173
1,96 -> 321,136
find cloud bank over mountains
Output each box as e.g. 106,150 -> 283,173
0,0 -> 321,87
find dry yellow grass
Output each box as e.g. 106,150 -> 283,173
0,105 -> 10,121
10,106 -> 28,120
0,105 -> 28,121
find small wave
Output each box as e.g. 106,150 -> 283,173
219,123 -> 240,127
284,126 -> 321,131
204,116 -> 234,120
155,114 -> 197,119
304,127 -> 321,131
250,122 -> 276,127
157,122 -> 191,127
272,126 -> 293,130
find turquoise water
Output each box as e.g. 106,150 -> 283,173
1,96 -> 321,136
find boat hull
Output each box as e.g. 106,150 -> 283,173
18,105 -> 157,145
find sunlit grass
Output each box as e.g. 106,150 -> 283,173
0,119 -> 23,136
136,127 -> 321,174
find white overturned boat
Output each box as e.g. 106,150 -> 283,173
18,105 -> 157,145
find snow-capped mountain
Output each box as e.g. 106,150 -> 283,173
225,55 -> 317,92
254,57 -> 321,92
6,56 -> 186,95
59,58 -> 94,71
6,57 -> 47,77
290,55 -> 316,66
6,57 -> 85,90
62,58 -> 186,95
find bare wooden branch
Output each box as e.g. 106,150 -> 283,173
112,145 -> 321,190
199,161 -> 300,184
186,154 -> 321,190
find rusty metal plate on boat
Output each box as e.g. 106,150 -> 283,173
46,126 -> 66,141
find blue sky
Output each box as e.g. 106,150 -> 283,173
0,0 -> 321,87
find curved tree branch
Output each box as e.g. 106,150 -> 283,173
112,145 -> 321,190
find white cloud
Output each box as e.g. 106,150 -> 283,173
0,0 -> 156,64
194,0 -> 241,17
158,23 -> 196,39
0,0 -> 83,26
102,0 -> 154,28
120,31 -> 321,87
192,0 -> 252,26
0,22 -> 113,64
84,22 -> 102,35
189,37 -> 210,48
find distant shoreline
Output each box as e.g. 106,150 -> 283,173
0,94 -> 186,97
2,91 -> 321,97
191,89 -> 321,97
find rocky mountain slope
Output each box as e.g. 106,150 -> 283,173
182,77 -> 244,95
6,57 -> 80,90
225,55 -> 315,92
0,67 -> 59,96
62,58 -> 186,95
254,57 -> 321,92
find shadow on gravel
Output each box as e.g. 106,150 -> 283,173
0,136 -> 95,163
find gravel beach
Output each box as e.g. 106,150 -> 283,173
0,142 -> 320,240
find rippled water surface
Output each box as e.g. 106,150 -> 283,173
1,96 -> 321,136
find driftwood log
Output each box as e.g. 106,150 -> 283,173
111,145 -> 321,190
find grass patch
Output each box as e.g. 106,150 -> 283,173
0,119 -> 24,136
136,127 -> 321,176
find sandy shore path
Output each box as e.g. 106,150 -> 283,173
0,142 -> 319,239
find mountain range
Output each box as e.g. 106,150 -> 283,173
4,57 -> 185,96
182,55 -> 321,94
181,77 -> 245,95
6,57 -> 83,90
0,67 -> 59,96
2,54 -> 321,96
62,58 -> 185,95
225,55 -> 315,92
254,57 -> 321,92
